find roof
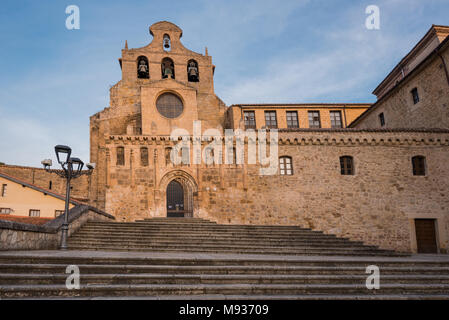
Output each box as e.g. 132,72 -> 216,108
231,103 -> 371,108
0,214 -> 52,226
349,33 -> 449,128
373,25 -> 449,96
278,128 -> 449,133
0,171 -> 82,206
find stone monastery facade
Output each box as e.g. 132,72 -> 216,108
2,22 -> 449,254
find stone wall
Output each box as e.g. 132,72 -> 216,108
99,129 -> 449,253
0,205 -> 114,250
0,164 -> 90,201
352,43 -> 449,129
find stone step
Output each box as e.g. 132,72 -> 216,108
72,232 -> 343,242
77,227 -> 327,236
65,245 -> 399,256
4,254 -> 437,267
2,263 -> 448,275
2,283 -> 449,298
67,237 -> 374,248
74,232 -> 345,241
14,294 -> 449,300
86,223 -> 316,231
2,273 -> 449,285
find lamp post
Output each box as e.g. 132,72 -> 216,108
41,145 -> 95,250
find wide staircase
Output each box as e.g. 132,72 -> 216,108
66,218 -> 401,256
1,218 -> 449,299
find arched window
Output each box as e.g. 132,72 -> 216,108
116,147 -> 125,166
187,59 -> 199,82
204,147 -> 214,166
137,56 -> 149,79
163,34 -> 171,51
165,147 -> 172,166
412,156 -> 426,176
140,147 -> 148,167
161,57 -> 175,79
181,147 -> 190,166
279,156 -> 293,175
340,156 -> 354,175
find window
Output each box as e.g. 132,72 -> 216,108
156,93 -> 183,118
340,156 -> 354,175
264,111 -> 277,129
140,147 -> 149,167
181,147 -> 190,165
1,184 -> 6,197
412,156 -> 426,176
205,147 -> 214,166
49,181 -> 52,190
165,147 -> 172,166
116,147 -> 125,166
244,111 -> 256,129
55,210 -> 65,218
161,57 -> 175,79
29,209 -> 40,217
279,157 -> 293,175
286,111 -> 299,128
330,111 -> 343,128
379,113 -> 385,127
308,111 -> 321,128
187,59 -> 199,82
0,208 -> 12,215
411,88 -> 420,104
137,56 -> 149,79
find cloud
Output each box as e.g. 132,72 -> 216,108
0,106 -> 89,167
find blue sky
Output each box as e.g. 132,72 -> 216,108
0,0 -> 448,166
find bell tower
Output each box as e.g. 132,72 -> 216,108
115,21 -> 225,135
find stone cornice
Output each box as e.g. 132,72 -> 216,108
105,130 -> 449,147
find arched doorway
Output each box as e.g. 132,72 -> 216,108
160,170 -> 198,218
166,180 -> 184,217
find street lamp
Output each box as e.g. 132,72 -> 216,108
42,145 -> 95,250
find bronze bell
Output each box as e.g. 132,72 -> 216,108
163,35 -> 170,48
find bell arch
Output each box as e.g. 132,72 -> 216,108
159,170 -> 198,218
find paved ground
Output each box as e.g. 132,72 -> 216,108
0,250 -> 448,262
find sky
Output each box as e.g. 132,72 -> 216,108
0,0 -> 448,167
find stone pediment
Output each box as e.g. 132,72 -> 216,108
149,21 -> 183,37
141,77 -> 197,91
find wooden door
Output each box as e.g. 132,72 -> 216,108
415,219 -> 438,253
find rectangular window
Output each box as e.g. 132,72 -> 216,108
140,147 -> 149,167
411,88 -> 420,104
1,184 -> 6,197
243,111 -> 256,129
340,156 -> 354,175
412,156 -> 426,176
330,111 -> 343,128
308,111 -> 321,128
116,146 -> 125,166
55,210 -> 65,218
264,111 -> 277,129
379,113 -> 385,127
0,208 -> 12,215
286,111 -> 299,128
279,157 -> 293,175
29,209 -> 40,217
